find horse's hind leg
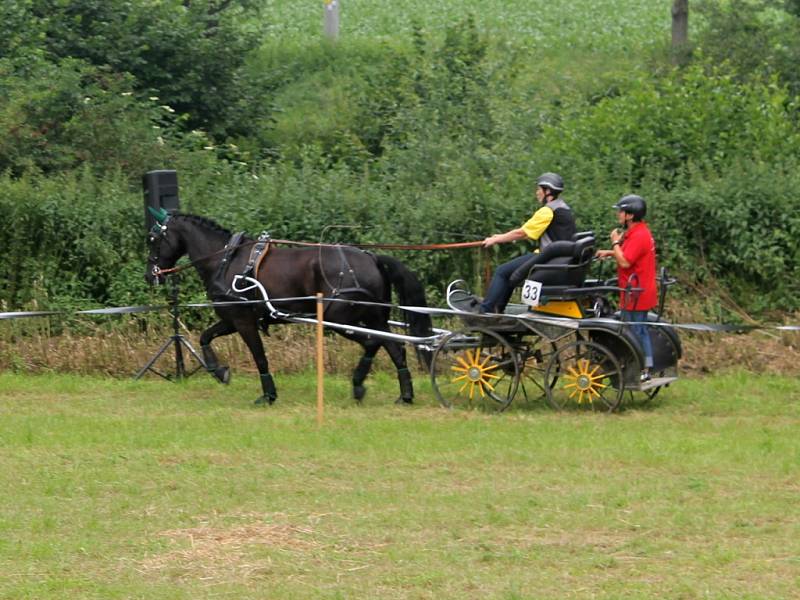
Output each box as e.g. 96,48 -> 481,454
200,320 -> 237,384
382,339 -> 415,404
345,314 -> 415,404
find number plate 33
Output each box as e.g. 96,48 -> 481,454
521,279 -> 542,307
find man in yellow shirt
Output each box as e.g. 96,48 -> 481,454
479,172 -> 576,313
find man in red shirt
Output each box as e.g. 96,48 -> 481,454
596,194 -> 656,381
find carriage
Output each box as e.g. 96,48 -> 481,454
428,231 -> 681,412
146,212 -> 680,411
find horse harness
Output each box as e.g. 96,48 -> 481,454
210,230 -> 271,301
211,231 -> 372,291
321,244 -> 373,300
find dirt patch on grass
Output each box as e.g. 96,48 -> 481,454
138,516 -> 319,582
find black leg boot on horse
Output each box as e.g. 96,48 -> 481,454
201,344 -> 231,384
234,318 -> 278,405
256,373 -> 277,406
397,367 -> 414,405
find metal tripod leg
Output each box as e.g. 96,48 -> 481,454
135,273 -> 213,382
134,334 -> 209,381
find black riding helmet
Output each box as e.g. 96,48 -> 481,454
536,172 -> 565,193
613,194 -> 647,221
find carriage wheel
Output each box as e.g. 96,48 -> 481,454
431,328 -> 520,411
544,340 -> 623,412
515,338 -> 558,405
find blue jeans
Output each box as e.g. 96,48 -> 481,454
481,254 -> 534,313
621,309 -> 654,369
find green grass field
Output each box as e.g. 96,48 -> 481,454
265,0 -> 673,51
1,371 -> 798,598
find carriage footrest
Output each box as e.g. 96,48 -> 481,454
635,376 -> 678,391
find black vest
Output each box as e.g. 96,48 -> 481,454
540,198 -> 577,249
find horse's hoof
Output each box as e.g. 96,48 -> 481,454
353,384 -> 366,402
212,367 -> 230,384
395,397 -> 414,405
254,395 -> 276,406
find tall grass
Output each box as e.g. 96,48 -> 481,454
1,313 -> 798,380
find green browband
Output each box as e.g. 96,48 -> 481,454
147,206 -> 170,223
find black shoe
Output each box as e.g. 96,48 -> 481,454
640,370 -> 652,383
459,296 -> 483,314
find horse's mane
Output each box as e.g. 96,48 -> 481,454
175,213 -> 234,237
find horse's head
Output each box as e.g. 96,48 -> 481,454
145,208 -> 186,285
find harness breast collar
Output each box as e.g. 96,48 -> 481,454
243,231 -> 271,279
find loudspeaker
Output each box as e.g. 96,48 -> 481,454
143,170 -> 180,231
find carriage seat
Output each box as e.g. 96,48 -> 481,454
510,233 -> 596,295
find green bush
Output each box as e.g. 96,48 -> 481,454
536,64 -> 800,189
0,171 -> 144,308
651,162 -> 800,312
0,6 -> 799,319
697,0 -> 800,97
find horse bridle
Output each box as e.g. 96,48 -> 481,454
147,218 -> 172,284
147,215 -> 250,280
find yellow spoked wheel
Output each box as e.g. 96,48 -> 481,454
452,347 -> 501,398
431,329 -> 520,410
544,340 -> 623,412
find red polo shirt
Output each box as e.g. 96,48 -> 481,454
618,222 -> 657,311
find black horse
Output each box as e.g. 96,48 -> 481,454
144,212 -> 433,405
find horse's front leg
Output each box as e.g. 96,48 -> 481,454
352,341 -> 382,403
234,318 -> 277,405
199,319 -> 237,384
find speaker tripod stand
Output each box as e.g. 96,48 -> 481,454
135,274 -> 210,381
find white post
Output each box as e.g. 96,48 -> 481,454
324,0 -> 339,40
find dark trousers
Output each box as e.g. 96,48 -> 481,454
621,309 -> 654,369
480,253 -> 534,313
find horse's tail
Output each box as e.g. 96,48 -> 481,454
375,254 -> 434,369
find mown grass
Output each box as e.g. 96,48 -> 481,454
0,371 -> 798,598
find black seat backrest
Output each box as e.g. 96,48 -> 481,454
572,235 -> 595,262
537,240 -> 575,263
572,230 -> 595,241
567,235 -> 595,285
527,235 -> 595,287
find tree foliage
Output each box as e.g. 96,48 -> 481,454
696,0 -> 800,96
0,58 -> 188,176
2,0 -> 266,136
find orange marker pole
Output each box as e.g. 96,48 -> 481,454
316,292 -> 325,426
